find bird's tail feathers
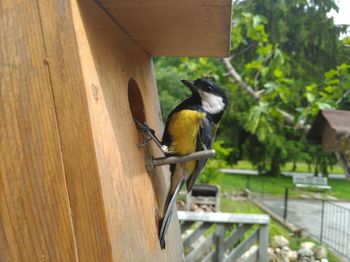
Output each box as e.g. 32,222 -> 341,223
159,177 -> 186,249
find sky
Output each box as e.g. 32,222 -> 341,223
328,0 -> 350,36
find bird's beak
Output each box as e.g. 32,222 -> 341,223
181,80 -> 197,92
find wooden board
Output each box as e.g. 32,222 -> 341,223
1,0 -> 191,260
97,0 -> 232,57
35,0 -> 114,260
0,0 -> 78,260
71,1 -> 183,260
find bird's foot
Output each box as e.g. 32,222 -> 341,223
134,118 -> 168,155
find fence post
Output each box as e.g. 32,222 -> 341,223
261,180 -> 265,200
214,224 -> 225,261
283,188 -> 289,222
259,224 -> 269,262
320,200 -> 325,243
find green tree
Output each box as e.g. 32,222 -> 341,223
154,0 -> 350,178
155,58 -> 191,120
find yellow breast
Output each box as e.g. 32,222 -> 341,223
167,110 -> 206,173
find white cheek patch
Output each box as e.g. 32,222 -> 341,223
199,91 -> 225,114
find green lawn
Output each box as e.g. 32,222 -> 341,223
217,173 -> 350,200
233,160 -> 344,174
221,198 -> 290,240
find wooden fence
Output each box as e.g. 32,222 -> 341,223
178,211 -> 269,262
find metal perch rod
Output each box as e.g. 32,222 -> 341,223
146,150 -> 216,171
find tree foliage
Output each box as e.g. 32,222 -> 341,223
154,0 -> 350,178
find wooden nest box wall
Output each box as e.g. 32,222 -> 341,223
307,109 -> 350,152
0,0 -> 231,261
307,109 -> 350,180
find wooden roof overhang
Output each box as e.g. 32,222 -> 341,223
96,0 -> 232,57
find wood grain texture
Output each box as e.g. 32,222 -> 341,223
322,125 -> 338,152
0,0 -> 78,261
34,0 -> 114,261
72,1 -> 183,260
97,0 -> 232,57
1,0 -> 185,260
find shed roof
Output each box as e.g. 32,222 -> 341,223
97,0 -> 232,57
307,109 -> 350,144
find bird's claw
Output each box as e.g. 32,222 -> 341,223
134,118 -> 168,155
137,137 -> 152,147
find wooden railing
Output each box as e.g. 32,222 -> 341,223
178,211 -> 269,262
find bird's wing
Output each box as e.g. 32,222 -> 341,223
186,116 -> 213,192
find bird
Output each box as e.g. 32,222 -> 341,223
158,78 -> 228,249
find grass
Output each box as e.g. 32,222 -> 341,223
233,160 -> 344,174
221,198 -> 290,240
217,173 -> 350,200
220,197 -> 342,262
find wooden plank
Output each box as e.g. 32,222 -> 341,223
214,224 -> 226,261
200,225 -> 253,262
202,251 -> 214,262
224,229 -> 258,262
245,247 -> 258,262
223,224 -> 252,250
293,176 -> 328,185
322,124 -> 339,151
183,222 -> 212,249
186,233 -> 214,262
216,191 -> 221,212
68,1 -> 184,260
96,0 -> 232,57
178,211 -> 270,225
258,225 -> 269,262
34,0 -> 114,260
0,0 -> 78,260
295,184 -> 331,190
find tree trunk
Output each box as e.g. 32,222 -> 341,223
314,163 -> 319,176
267,148 -> 281,176
292,160 -> 297,172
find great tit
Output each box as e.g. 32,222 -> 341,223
159,78 -> 228,249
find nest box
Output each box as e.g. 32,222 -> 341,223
0,0 -> 231,261
307,109 -> 350,152
307,109 -> 350,180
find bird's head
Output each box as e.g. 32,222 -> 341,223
181,79 -> 228,122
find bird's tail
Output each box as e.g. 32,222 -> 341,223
159,177 -> 186,249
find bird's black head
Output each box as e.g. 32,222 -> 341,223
181,79 -> 228,123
